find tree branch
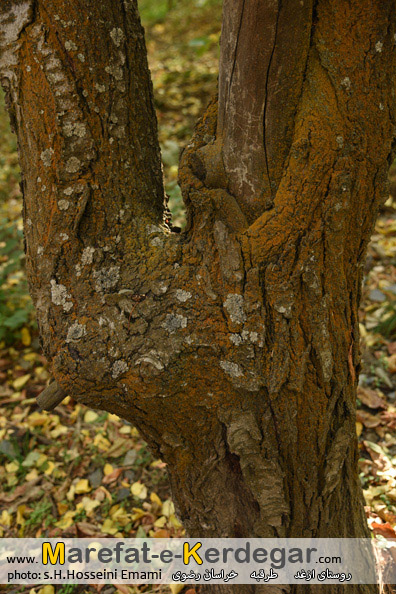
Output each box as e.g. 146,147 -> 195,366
37,381 -> 67,411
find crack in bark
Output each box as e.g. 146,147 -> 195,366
262,0 -> 281,202
227,0 -> 245,107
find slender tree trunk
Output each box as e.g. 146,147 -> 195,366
1,1 -> 395,593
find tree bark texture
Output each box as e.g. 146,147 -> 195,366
1,1 -> 396,592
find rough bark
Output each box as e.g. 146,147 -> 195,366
1,1 -> 396,593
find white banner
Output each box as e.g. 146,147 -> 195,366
1,538 -> 395,585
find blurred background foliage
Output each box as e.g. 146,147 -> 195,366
0,1 -> 395,593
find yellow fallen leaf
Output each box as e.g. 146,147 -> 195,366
75,479 -> 91,494
119,425 -> 131,434
44,461 -> 55,476
359,323 -> 367,338
150,492 -> 162,507
131,508 -> 146,522
170,585 -> 184,594
104,463 -> 114,476
0,510 -> 12,527
108,413 -> 120,422
162,500 -> 175,518
67,485 -> 76,501
34,367 -> 49,380
16,505 -> 26,526
57,502 -> 69,515
55,511 -> 76,529
169,514 -> 183,529
21,327 -> 31,346
5,461 -> 19,473
150,458 -> 164,468
93,433 -> 111,451
110,506 -> 131,527
77,497 -> 100,517
25,468 -> 39,481
37,454 -> 48,467
13,374 -> 30,390
131,482 -> 147,499
84,410 -> 98,423
356,422 -> 363,437
153,516 -> 167,528
27,411 -> 49,427
101,518 -> 118,535
38,587 -> 54,594
7,475 -> 18,487
23,352 -> 38,362
50,425 -> 68,438
70,404 -> 82,419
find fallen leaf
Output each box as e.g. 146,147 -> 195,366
388,354 -> 396,373
170,585 -> 185,594
0,510 -> 12,527
357,387 -> 387,409
103,463 -> 114,476
380,410 -> 396,430
57,502 -> 68,515
0,478 -> 40,503
115,587 -> 132,594
77,496 -> 100,516
74,479 -> 91,494
21,451 -> 40,467
101,518 -> 118,535
12,374 -> 30,390
169,514 -> 183,529
150,492 -> 162,507
55,511 -> 76,529
131,482 -> 147,499
76,521 -> 102,537
364,441 -> 392,472
153,528 -> 171,538
38,587 -> 55,594
356,410 -> 381,428
102,468 -> 123,485
21,327 -> 31,346
371,521 -> 396,539
16,504 -> 26,526
154,516 -> 167,528
110,505 -> 131,527
162,499 -> 175,518
93,433 -> 111,451
107,437 -> 131,458
84,410 -> 99,423
44,461 -> 55,476
5,461 -> 19,473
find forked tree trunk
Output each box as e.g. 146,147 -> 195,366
1,1 -> 395,593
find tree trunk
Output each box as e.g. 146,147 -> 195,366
1,0 -> 395,593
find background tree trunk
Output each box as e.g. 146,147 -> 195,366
1,0 -> 396,592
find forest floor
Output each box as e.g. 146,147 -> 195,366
0,1 -> 395,594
